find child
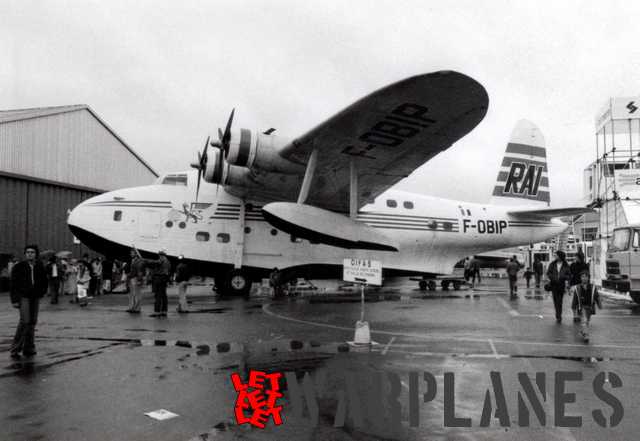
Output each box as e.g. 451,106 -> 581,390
571,270 -> 602,342
77,261 -> 91,307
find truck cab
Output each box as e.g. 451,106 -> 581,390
604,225 -> 640,303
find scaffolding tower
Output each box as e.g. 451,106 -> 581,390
585,96 -> 640,283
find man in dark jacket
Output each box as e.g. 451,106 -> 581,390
10,245 -> 48,358
569,250 -> 589,287
145,249 -> 171,317
533,256 -> 544,288
46,255 -> 61,304
547,250 -> 571,323
506,256 -> 521,297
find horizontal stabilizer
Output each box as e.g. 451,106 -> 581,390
508,207 -> 595,219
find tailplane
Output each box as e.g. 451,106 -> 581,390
490,120 -> 550,207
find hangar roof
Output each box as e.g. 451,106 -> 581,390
0,104 -> 157,178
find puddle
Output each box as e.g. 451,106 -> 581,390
124,328 -> 168,333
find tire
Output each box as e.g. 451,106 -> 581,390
427,281 -> 437,291
441,280 -> 450,291
419,280 -> 427,291
453,281 -> 461,290
226,269 -> 251,297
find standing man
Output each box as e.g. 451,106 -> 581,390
569,249 -> 589,287
472,256 -> 482,285
46,255 -> 61,304
175,255 -> 190,313
463,257 -> 471,282
10,245 -> 47,359
547,250 -> 571,323
270,267 -> 284,298
146,250 -> 171,317
506,256 -> 520,298
533,256 -> 544,289
126,249 -> 145,314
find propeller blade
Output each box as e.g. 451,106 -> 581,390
201,135 -> 210,168
196,168 -> 202,202
223,109 -> 235,144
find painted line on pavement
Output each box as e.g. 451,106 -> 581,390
382,337 -> 396,355
488,339 -> 499,358
263,303 -> 640,351
497,297 -> 520,316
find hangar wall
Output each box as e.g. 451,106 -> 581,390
0,175 -> 96,256
0,105 -> 158,259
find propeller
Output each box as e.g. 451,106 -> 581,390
190,109 -> 235,202
190,135 -> 211,202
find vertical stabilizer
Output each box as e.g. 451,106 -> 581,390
490,120 -> 550,207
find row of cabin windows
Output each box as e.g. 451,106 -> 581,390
386,200 -> 414,209
114,211 -> 290,241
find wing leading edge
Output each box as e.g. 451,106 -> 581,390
234,71 -> 489,211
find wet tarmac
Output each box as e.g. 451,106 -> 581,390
1,279 -> 640,440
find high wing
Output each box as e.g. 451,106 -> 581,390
508,207 -> 595,219
233,71 -> 488,212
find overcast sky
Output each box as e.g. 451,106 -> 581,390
3,0 -> 640,206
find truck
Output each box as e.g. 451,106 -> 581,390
602,224 -> 640,304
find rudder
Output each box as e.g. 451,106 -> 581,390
490,119 -> 550,207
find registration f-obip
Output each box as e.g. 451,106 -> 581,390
343,258 -> 382,346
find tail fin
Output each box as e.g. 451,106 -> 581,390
490,120 -> 550,207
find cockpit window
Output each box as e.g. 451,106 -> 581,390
161,174 -> 188,186
609,228 -> 631,252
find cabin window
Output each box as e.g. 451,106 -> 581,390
466,209 -> 471,216
217,233 -> 230,243
161,174 -> 188,186
179,222 -> 187,229
270,229 -> 278,236
165,221 -> 173,228
403,201 -> 414,209
196,232 -> 210,242
459,207 -> 465,215
443,221 -> 453,231
427,220 -> 437,229
113,210 -> 122,221
245,203 -> 254,212
386,199 -> 397,208
244,226 -> 251,234
633,231 -> 640,249
290,235 -> 302,243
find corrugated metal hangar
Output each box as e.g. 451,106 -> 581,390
0,105 -> 158,259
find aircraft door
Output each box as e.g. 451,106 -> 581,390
137,209 -> 163,239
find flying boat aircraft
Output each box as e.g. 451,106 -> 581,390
67,71 -> 592,295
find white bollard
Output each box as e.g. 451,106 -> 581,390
354,320 -> 371,345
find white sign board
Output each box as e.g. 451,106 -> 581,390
614,170 -> 640,198
596,96 -> 640,131
343,258 -> 382,286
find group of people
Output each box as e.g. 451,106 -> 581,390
125,248 -> 190,316
7,244 -> 194,358
505,249 -> 600,341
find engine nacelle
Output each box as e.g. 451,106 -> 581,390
202,147 -> 258,189
225,129 -> 304,174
